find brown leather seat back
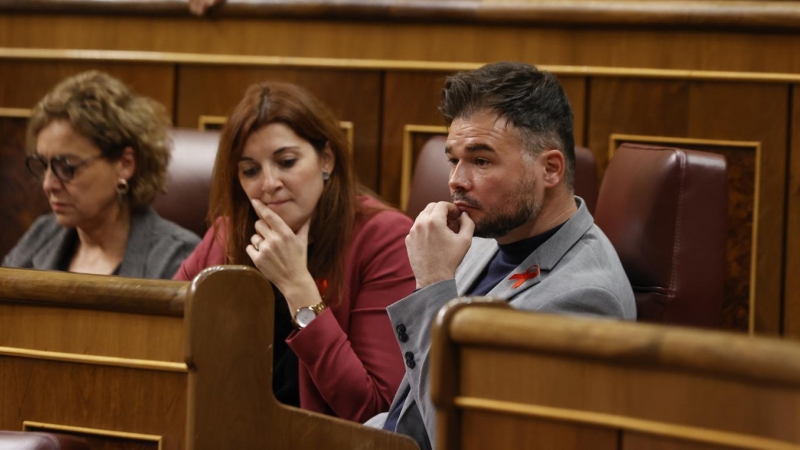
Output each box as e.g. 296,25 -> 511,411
573,146 -> 598,214
406,136 -> 599,218
152,128 -> 220,237
406,135 -> 451,219
594,143 -> 728,327
0,431 -> 89,450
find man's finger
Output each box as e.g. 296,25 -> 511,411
457,211 -> 475,238
431,201 -> 459,223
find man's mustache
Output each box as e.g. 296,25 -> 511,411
451,192 -> 481,209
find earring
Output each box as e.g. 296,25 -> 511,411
117,179 -> 129,205
322,171 -> 331,181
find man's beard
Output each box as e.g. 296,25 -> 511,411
452,175 -> 542,239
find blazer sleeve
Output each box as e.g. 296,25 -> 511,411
147,233 -> 201,280
387,278 -> 459,448
173,225 -> 226,281
286,209 -> 415,422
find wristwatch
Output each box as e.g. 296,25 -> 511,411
292,302 -> 328,330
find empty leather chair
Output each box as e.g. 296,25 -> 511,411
405,135 -> 599,218
152,128 -> 220,237
594,143 -> 728,327
0,431 -> 88,450
406,136 -> 451,219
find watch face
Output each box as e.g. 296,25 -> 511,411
295,308 -> 317,328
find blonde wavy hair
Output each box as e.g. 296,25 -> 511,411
26,71 -> 172,210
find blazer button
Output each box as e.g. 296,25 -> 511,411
396,324 -> 406,334
398,332 -> 409,343
405,358 -> 416,369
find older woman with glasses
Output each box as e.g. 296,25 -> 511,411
2,71 -> 200,278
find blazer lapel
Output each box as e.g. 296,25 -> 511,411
117,207 -> 153,278
486,197 -> 595,300
31,226 -> 75,270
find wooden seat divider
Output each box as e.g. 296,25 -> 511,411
184,265 -> 418,450
0,265 -> 418,450
430,299 -> 800,450
0,267 -> 189,450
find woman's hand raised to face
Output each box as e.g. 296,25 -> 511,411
246,199 -> 320,310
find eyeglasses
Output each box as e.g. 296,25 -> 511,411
26,154 -> 104,183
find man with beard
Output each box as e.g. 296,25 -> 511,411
365,62 -> 636,450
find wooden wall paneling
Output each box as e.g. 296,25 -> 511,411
559,77 -> 587,148
0,358 -> 186,450
685,82 -> 788,336
786,87 -> 800,340
588,79 -> 789,335
0,115 -> 47,260
0,60 -> 175,116
5,15 -> 800,75
197,114 -> 355,155
381,71 -> 451,205
381,71 -> 586,206
175,65 -> 382,191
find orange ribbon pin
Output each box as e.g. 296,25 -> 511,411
508,265 -> 540,289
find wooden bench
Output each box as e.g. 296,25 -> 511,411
430,299 -> 800,450
0,266 -> 417,450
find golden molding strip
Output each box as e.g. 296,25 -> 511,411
0,346 -> 187,372
3,47 -> 800,84
339,120 -> 354,150
198,114 -> 226,131
609,134 -> 761,335
0,107 -> 31,118
199,115 -> 355,150
400,124 -> 448,211
24,421 -> 163,450
455,397 -> 800,450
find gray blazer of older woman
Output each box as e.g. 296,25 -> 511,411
2,207 -> 200,279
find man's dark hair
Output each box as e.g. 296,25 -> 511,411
439,61 -> 576,189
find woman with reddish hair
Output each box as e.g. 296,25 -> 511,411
174,82 -> 414,422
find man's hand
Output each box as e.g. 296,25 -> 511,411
406,202 -> 475,289
189,0 -> 224,16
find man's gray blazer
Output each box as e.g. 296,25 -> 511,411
368,197 -> 636,450
2,207 -> 200,279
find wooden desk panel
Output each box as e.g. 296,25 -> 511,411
432,302 -> 800,450
0,357 -> 186,450
0,304 -> 183,362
